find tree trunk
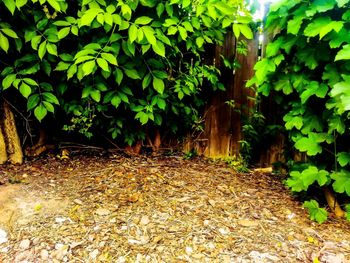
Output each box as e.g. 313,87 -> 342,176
0,100 -> 23,165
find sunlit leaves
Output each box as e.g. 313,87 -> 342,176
303,200 -> 328,224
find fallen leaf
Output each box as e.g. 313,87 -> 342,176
238,219 -> 259,227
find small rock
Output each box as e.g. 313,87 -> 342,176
185,246 -> 193,255
19,239 -> 31,250
89,249 -> 99,259
52,245 -> 68,260
140,215 -> 150,225
0,247 -> 9,253
0,229 -> 8,244
40,249 -> 49,260
95,208 -> 111,216
321,253 -> 346,263
73,199 -> 83,205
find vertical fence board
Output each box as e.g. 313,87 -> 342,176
202,34 -> 259,158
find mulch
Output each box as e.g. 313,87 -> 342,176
0,152 -> 349,262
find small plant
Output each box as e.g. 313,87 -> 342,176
183,149 -> 198,160
223,155 -> 249,173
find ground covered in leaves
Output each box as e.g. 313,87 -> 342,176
0,153 -> 349,262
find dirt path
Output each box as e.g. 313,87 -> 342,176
0,154 -> 349,262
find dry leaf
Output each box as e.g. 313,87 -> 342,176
238,219 -> 259,227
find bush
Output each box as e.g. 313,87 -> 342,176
249,0 -> 350,222
0,0 -> 253,145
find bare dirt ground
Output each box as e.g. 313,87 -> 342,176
0,153 -> 349,262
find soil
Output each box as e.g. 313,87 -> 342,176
0,152 -> 349,262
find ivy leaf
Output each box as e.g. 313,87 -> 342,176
319,21 -> 343,39
287,16 -> 303,35
336,0 -> 350,7
304,17 -> 331,37
337,152 -> 350,167
153,77 -> 164,94
335,44 -> 350,61
331,170 -> 350,196
295,135 -> 322,156
287,166 -> 329,192
303,200 -> 328,224
300,82 -> 328,103
283,115 -> 303,130
34,103 -> 48,122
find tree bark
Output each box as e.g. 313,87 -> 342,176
0,100 -> 23,165
0,126 -> 7,164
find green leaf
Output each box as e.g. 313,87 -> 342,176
1,28 -> 18,39
115,68 -> 123,85
47,0 -> 61,11
58,27 -> 70,39
287,166 -> 329,192
153,77 -> 165,94
97,58 -> 109,72
2,74 -> 16,89
34,103 -> 48,122
287,16 -> 303,35
135,16 -> 152,25
46,43 -> 58,56
331,170 -> 350,196
337,152 -> 350,167
3,0 -> 16,14
0,32 -> 9,53
135,111 -> 149,125
27,94 -> 40,110
303,200 -> 328,224
42,92 -> 59,105
336,0 -> 350,7
43,101 -> 54,113
19,82 -> 31,98
90,89 -> 101,102
38,40 -> 47,60
304,17 -> 331,37
142,73 -> 151,89
23,78 -> 38,86
178,26 -> 187,40
152,41 -> 165,57
128,24 -> 138,43
157,98 -> 166,109
283,115 -> 303,130
295,136 -> 322,156
143,26 -> 156,45
335,44 -> 350,61
54,62 -> 70,71
82,60 -> 96,76
237,24 -> 253,39
111,95 -> 121,108
124,68 -> 140,79
80,8 -> 102,27
101,53 -> 117,65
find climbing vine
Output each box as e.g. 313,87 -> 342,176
0,0 -> 253,145
249,0 -> 350,222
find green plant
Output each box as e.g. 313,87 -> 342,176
248,0 -> 350,222
0,0 -> 253,146
223,155 -> 249,173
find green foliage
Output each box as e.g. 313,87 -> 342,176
303,200 -> 328,224
0,0 -> 253,145
249,0 -> 350,222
